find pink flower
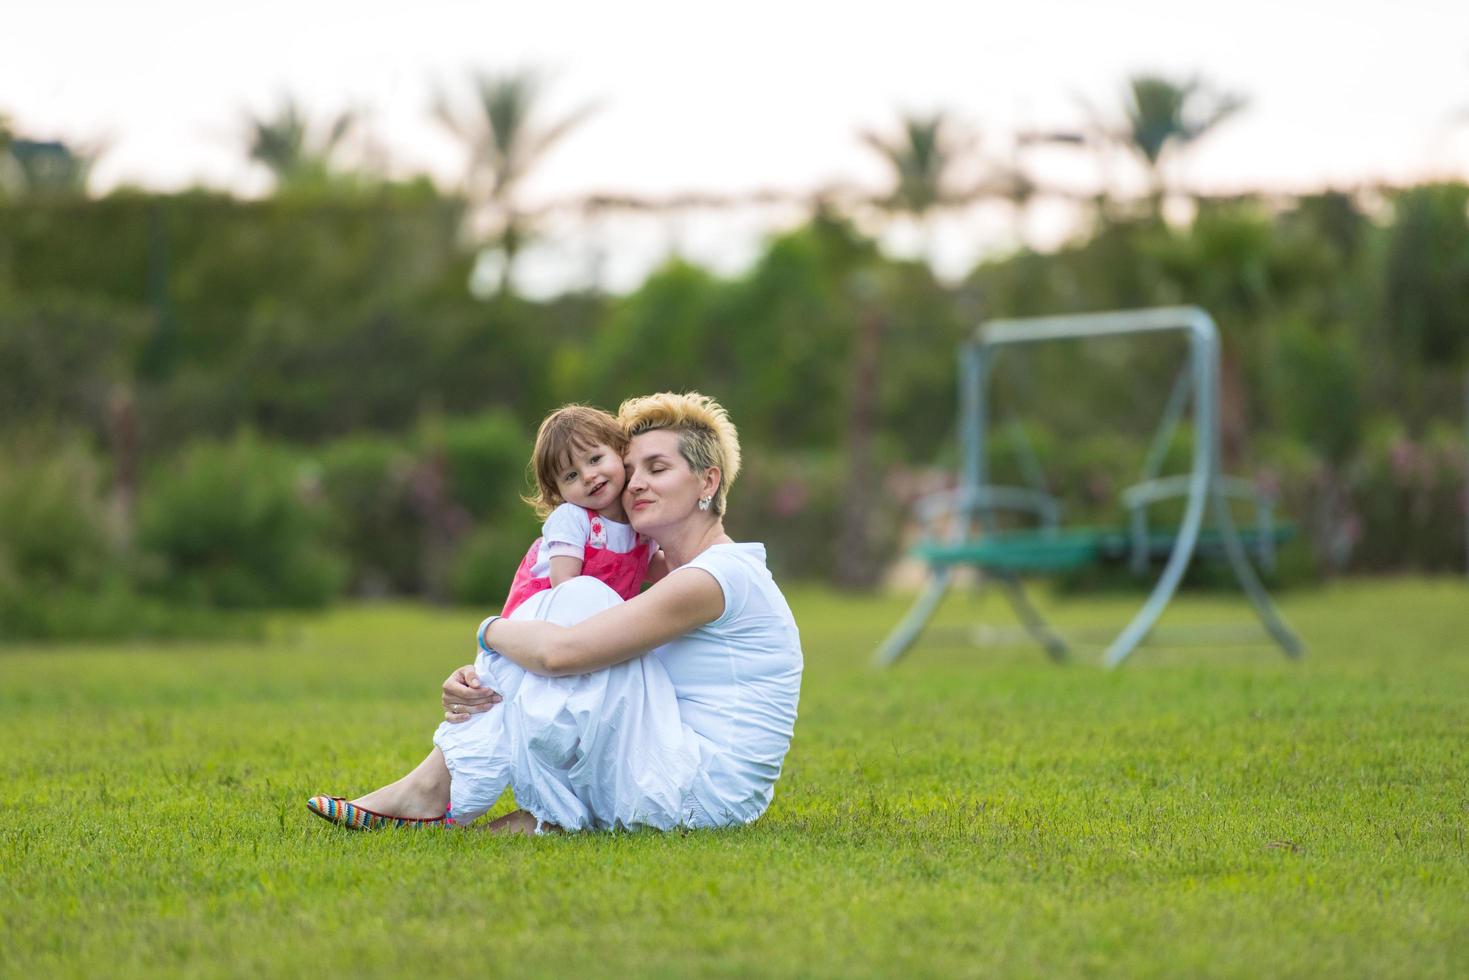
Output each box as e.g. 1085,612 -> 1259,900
1389,439 -> 1419,485
771,479 -> 809,518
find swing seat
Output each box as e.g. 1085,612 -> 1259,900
909,473 -> 1291,576
913,522 -> 1295,575
1129,524 -> 1296,562
915,527 -> 1109,572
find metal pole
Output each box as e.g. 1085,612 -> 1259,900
873,344 -> 976,666
1102,320 -> 1213,667
962,344 -> 987,527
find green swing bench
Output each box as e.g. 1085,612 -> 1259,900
875,306 -> 1304,669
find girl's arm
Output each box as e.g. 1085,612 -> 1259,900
644,548 -> 670,584
482,568 -> 724,677
548,555 -> 584,587
540,503 -> 590,587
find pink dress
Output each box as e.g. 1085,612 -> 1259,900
501,506 -> 653,617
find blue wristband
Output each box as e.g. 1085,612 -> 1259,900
477,615 -> 503,654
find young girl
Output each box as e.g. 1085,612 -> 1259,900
501,404 -> 664,617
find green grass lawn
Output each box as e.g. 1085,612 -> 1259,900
3,579 -> 1467,978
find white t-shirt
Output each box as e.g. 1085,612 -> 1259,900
528,503 -> 645,579
655,543 -> 804,826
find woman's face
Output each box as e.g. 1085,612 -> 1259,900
622,429 -> 707,536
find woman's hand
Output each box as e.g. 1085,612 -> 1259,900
441,665 -> 502,723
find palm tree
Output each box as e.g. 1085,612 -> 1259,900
860,111 -> 972,247
0,113 -> 100,198
432,69 -> 595,296
244,97 -> 357,191
1119,74 -> 1246,214
4,138 -> 96,198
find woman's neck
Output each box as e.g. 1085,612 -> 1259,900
656,517 -> 731,570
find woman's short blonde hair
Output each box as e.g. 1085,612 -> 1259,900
618,392 -> 741,517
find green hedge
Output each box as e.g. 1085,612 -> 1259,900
136,434 -> 348,609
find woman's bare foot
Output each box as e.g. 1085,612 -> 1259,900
350,748 -> 451,820
483,809 -> 557,836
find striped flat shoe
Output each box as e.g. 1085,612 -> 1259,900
305,795 -> 447,831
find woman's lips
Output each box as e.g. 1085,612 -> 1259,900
631,499 -> 652,511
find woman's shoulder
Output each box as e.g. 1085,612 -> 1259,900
691,541 -> 768,571
678,543 -> 785,624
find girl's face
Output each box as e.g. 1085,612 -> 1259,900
555,442 -> 627,514
622,429 -> 712,535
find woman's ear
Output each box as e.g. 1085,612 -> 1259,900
701,466 -> 722,504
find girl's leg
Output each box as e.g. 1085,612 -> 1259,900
350,746 -> 452,819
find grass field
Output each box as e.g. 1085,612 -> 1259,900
3,579 -> 1467,978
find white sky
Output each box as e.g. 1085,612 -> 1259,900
8,0 -> 1469,292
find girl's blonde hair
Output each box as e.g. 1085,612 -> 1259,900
525,404 -> 628,518
617,391 -> 741,517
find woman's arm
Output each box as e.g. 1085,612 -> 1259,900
483,568 -> 724,677
547,555 -> 584,587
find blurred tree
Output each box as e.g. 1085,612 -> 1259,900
860,111 -> 974,251
576,257 -> 727,407
1118,74 -> 1246,216
1378,183 -> 1469,425
244,97 -> 358,191
0,113 -> 11,192
992,129 -> 1086,246
0,119 -> 97,199
433,69 -> 595,297
855,115 -> 975,587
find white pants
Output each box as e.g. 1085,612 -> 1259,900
432,577 -> 701,830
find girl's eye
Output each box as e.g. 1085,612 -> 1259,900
590,454 -> 602,464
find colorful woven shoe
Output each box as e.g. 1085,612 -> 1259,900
305,795 -> 447,831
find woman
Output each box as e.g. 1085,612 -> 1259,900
307,392 -> 803,834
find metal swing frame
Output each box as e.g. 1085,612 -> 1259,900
874,306 -> 1305,669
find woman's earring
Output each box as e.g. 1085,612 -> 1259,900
698,497 -> 711,512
